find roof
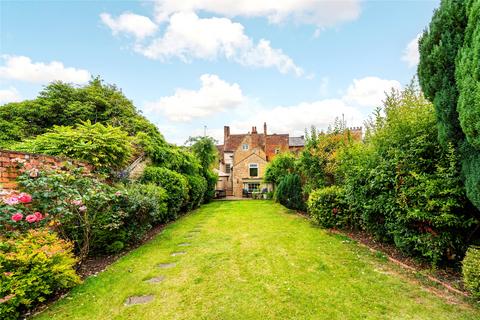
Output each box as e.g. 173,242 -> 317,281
289,136 -> 305,147
223,134 -> 247,151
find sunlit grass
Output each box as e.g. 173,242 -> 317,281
35,201 -> 480,319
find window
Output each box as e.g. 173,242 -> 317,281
225,163 -> 231,174
242,143 -> 249,150
249,163 -> 258,177
275,148 -> 280,154
245,183 -> 260,192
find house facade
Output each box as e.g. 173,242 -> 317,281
216,123 -> 305,197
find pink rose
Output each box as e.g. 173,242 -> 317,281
17,193 -> 32,204
72,200 -> 82,206
25,214 -> 37,223
79,206 -> 87,212
34,212 -> 44,221
11,213 -> 23,222
115,191 -> 122,196
4,196 -> 19,205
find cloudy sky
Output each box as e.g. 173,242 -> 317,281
0,0 -> 438,144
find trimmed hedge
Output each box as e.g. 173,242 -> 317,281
308,186 -> 347,228
275,173 -> 304,211
463,246 -> 480,299
141,166 -> 189,215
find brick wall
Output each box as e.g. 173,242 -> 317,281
0,149 -> 91,190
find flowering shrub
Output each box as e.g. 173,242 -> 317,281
0,191 -> 47,234
0,230 -> 80,320
14,168 -> 172,257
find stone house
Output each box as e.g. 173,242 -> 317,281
216,123 -> 305,197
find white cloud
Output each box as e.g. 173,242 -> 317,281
153,0 -> 361,27
144,74 -> 244,122
100,12 -> 158,39
228,76 -> 401,137
0,55 -> 90,84
402,34 -> 421,68
343,76 -> 401,107
134,12 -> 303,76
231,99 -> 364,138
0,87 -> 21,104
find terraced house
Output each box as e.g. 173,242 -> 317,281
216,123 -> 305,197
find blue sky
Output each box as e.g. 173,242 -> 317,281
0,0 -> 439,144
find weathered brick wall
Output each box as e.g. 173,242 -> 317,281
0,149 -> 91,190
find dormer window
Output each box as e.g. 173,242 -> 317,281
242,143 -> 249,150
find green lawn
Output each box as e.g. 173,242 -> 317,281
35,201 -> 479,319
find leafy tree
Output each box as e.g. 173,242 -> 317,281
14,121 -> 133,171
338,84 -> 477,264
264,152 -> 297,185
0,77 -> 165,146
186,136 -> 218,202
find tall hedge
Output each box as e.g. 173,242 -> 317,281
141,167 -> 189,215
418,0 -> 480,212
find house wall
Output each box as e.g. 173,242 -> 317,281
232,135 -> 268,197
0,149 -> 92,190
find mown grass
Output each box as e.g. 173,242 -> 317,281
34,201 -> 480,319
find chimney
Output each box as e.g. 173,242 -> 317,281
264,122 -> 267,136
224,126 -> 230,142
252,126 -> 257,134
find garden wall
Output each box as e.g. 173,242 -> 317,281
0,149 -> 91,190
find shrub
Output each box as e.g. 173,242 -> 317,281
17,168 -> 172,257
275,173 -> 305,211
0,230 -> 80,320
463,246 -> 480,299
141,166 -> 189,215
308,186 -> 347,228
264,152 -> 297,185
14,121 -> 133,171
185,175 -> 207,210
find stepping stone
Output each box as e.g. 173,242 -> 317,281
178,242 -> 191,247
158,262 -> 176,269
145,275 -> 165,284
171,251 -> 186,256
124,295 -> 154,306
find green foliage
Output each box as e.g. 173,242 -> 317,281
336,84 -> 477,264
456,0 -> 480,150
186,136 -> 218,202
418,0 -> 480,213
0,78 -> 164,146
17,168 -> 169,258
418,0 -> 467,146
185,174 -> 207,210
462,246 -> 480,299
275,173 -> 304,211
0,230 -> 80,320
298,125 -> 354,194
264,152 -> 297,185
308,186 -> 347,228
14,121 -> 133,171
141,166 -> 189,215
